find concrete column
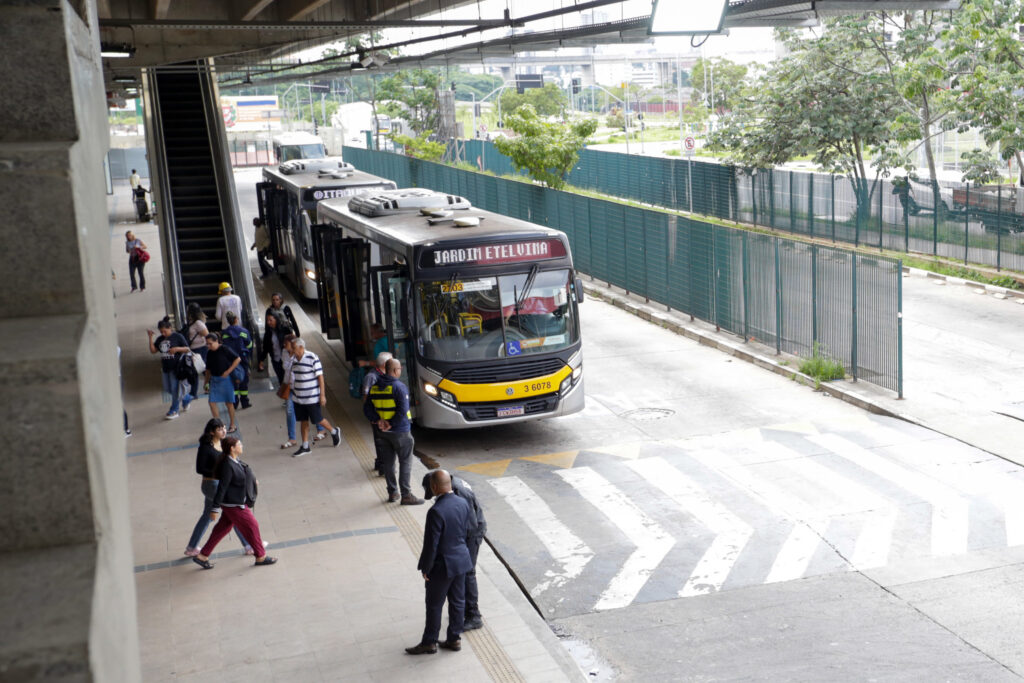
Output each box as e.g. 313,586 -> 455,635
0,1 -> 141,680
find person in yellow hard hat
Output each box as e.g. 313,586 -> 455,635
215,282 -> 242,331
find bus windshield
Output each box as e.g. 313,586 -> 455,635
280,143 -> 326,161
416,269 -> 578,362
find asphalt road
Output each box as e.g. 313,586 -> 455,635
235,168 -> 1024,681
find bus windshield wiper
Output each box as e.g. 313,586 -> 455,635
516,264 -> 540,310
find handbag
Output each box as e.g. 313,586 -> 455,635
191,351 -> 206,374
133,247 -> 150,263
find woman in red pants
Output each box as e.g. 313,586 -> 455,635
192,436 -> 278,569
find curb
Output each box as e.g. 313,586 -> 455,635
581,281 -> 918,425
904,266 -> 1024,303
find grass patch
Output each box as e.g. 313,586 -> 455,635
901,256 -> 1024,291
799,343 -> 845,389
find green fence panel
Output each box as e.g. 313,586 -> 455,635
589,200 -> 610,283
714,228 -> 744,336
777,240 -> 814,358
666,217 -> 692,313
604,202 -> 628,290
815,245 -> 854,367
624,205 -> 646,295
687,220 -> 715,323
644,211 -> 669,304
743,233 -> 779,349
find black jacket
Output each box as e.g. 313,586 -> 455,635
211,457 -> 258,511
259,321 -> 293,364
265,305 -> 299,338
417,492 -> 476,578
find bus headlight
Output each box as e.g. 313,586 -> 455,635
440,390 -> 457,408
559,376 -> 573,395
305,269 -> 316,281
423,382 -> 438,397
572,364 -> 582,382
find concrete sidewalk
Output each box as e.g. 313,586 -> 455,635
111,185 -> 582,682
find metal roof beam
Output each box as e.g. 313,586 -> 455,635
240,0 -> 276,21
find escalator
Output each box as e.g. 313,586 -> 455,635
144,61 -> 258,339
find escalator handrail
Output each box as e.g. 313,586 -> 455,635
143,68 -> 187,325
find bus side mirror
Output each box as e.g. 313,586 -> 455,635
574,277 -> 585,303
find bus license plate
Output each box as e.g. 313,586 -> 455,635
497,406 -> 525,417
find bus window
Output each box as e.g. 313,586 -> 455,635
278,143 -> 326,162
415,269 -> 578,361
499,269 -> 578,356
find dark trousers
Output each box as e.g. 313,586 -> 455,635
233,362 -> 251,406
371,423 -> 386,473
128,258 -> 146,290
466,535 -> 483,619
422,567 -> 466,645
380,430 -> 414,497
257,248 -> 273,277
271,357 -> 285,385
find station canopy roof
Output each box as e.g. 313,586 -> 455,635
98,0 -> 959,85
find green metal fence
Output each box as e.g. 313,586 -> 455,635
453,140 -> 1024,273
344,146 -> 903,396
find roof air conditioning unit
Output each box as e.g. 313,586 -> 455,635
348,188 -> 472,217
279,158 -> 354,175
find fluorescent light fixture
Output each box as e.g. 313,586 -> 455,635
648,0 -> 729,35
101,43 -> 136,58
112,76 -> 136,84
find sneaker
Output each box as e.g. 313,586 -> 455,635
183,547 -> 200,557
293,444 -> 311,457
401,495 -> 425,506
124,429 -> 132,438
331,427 -> 341,447
463,617 -> 484,631
181,398 -> 192,413
388,492 -> 400,503
314,431 -> 327,441
164,411 -> 179,420
439,639 -> 461,652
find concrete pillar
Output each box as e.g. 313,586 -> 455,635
0,1 -> 141,680
580,63 -> 596,87
499,65 -> 513,83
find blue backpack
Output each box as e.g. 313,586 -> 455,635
348,366 -> 367,399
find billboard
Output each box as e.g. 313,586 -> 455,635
220,95 -> 282,132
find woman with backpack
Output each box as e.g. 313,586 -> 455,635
147,317 -> 192,419
125,230 -> 148,292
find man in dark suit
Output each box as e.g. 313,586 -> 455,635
405,470 -> 477,655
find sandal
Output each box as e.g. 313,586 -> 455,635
280,440 -> 295,449
227,426 -> 238,434
192,556 -> 214,570
254,556 -> 278,566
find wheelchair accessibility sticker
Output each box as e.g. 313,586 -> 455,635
505,340 -> 522,357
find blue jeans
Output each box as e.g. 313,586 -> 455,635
286,397 -> 324,441
187,479 -> 250,550
161,370 -> 181,413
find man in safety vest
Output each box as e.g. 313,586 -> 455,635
364,358 -> 423,506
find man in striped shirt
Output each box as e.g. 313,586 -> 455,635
289,338 -> 341,457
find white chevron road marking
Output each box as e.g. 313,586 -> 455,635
628,457 -> 753,597
556,467 -> 675,611
489,476 -> 594,594
809,434 -> 969,557
689,449 -> 840,584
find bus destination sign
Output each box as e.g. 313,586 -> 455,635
302,187 -> 366,202
425,239 -> 566,268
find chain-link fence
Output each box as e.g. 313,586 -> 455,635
344,146 -> 903,396
454,140 -> 1024,273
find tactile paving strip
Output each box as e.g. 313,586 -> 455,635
308,332 -> 525,682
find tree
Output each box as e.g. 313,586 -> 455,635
392,131 -> 446,162
708,23 -> 902,225
690,57 -> 748,113
498,82 -> 567,119
960,149 -> 1003,184
376,69 -> 442,136
947,0 -> 1024,185
493,104 -> 597,189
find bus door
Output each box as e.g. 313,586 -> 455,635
370,266 -> 414,389
256,181 -> 287,273
310,224 -> 369,359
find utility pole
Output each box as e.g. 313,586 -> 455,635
677,54 -> 684,155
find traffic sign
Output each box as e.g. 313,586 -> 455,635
684,136 -> 696,150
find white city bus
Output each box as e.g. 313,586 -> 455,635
314,188 -> 585,429
257,160 -> 397,298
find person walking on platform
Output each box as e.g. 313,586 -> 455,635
184,419 -> 254,557
361,351 -> 392,476
192,436 -> 277,570
258,310 -> 292,386
203,332 -> 240,434
251,217 -> 273,279
277,334 -> 325,450
147,317 -> 192,419
289,338 -> 341,457
214,282 -> 242,331
267,292 -> 299,337
222,311 -> 253,409
365,359 -> 422,505
422,470 -> 487,631
184,302 -> 209,400
125,230 -> 147,292
406,469 -> 476,655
